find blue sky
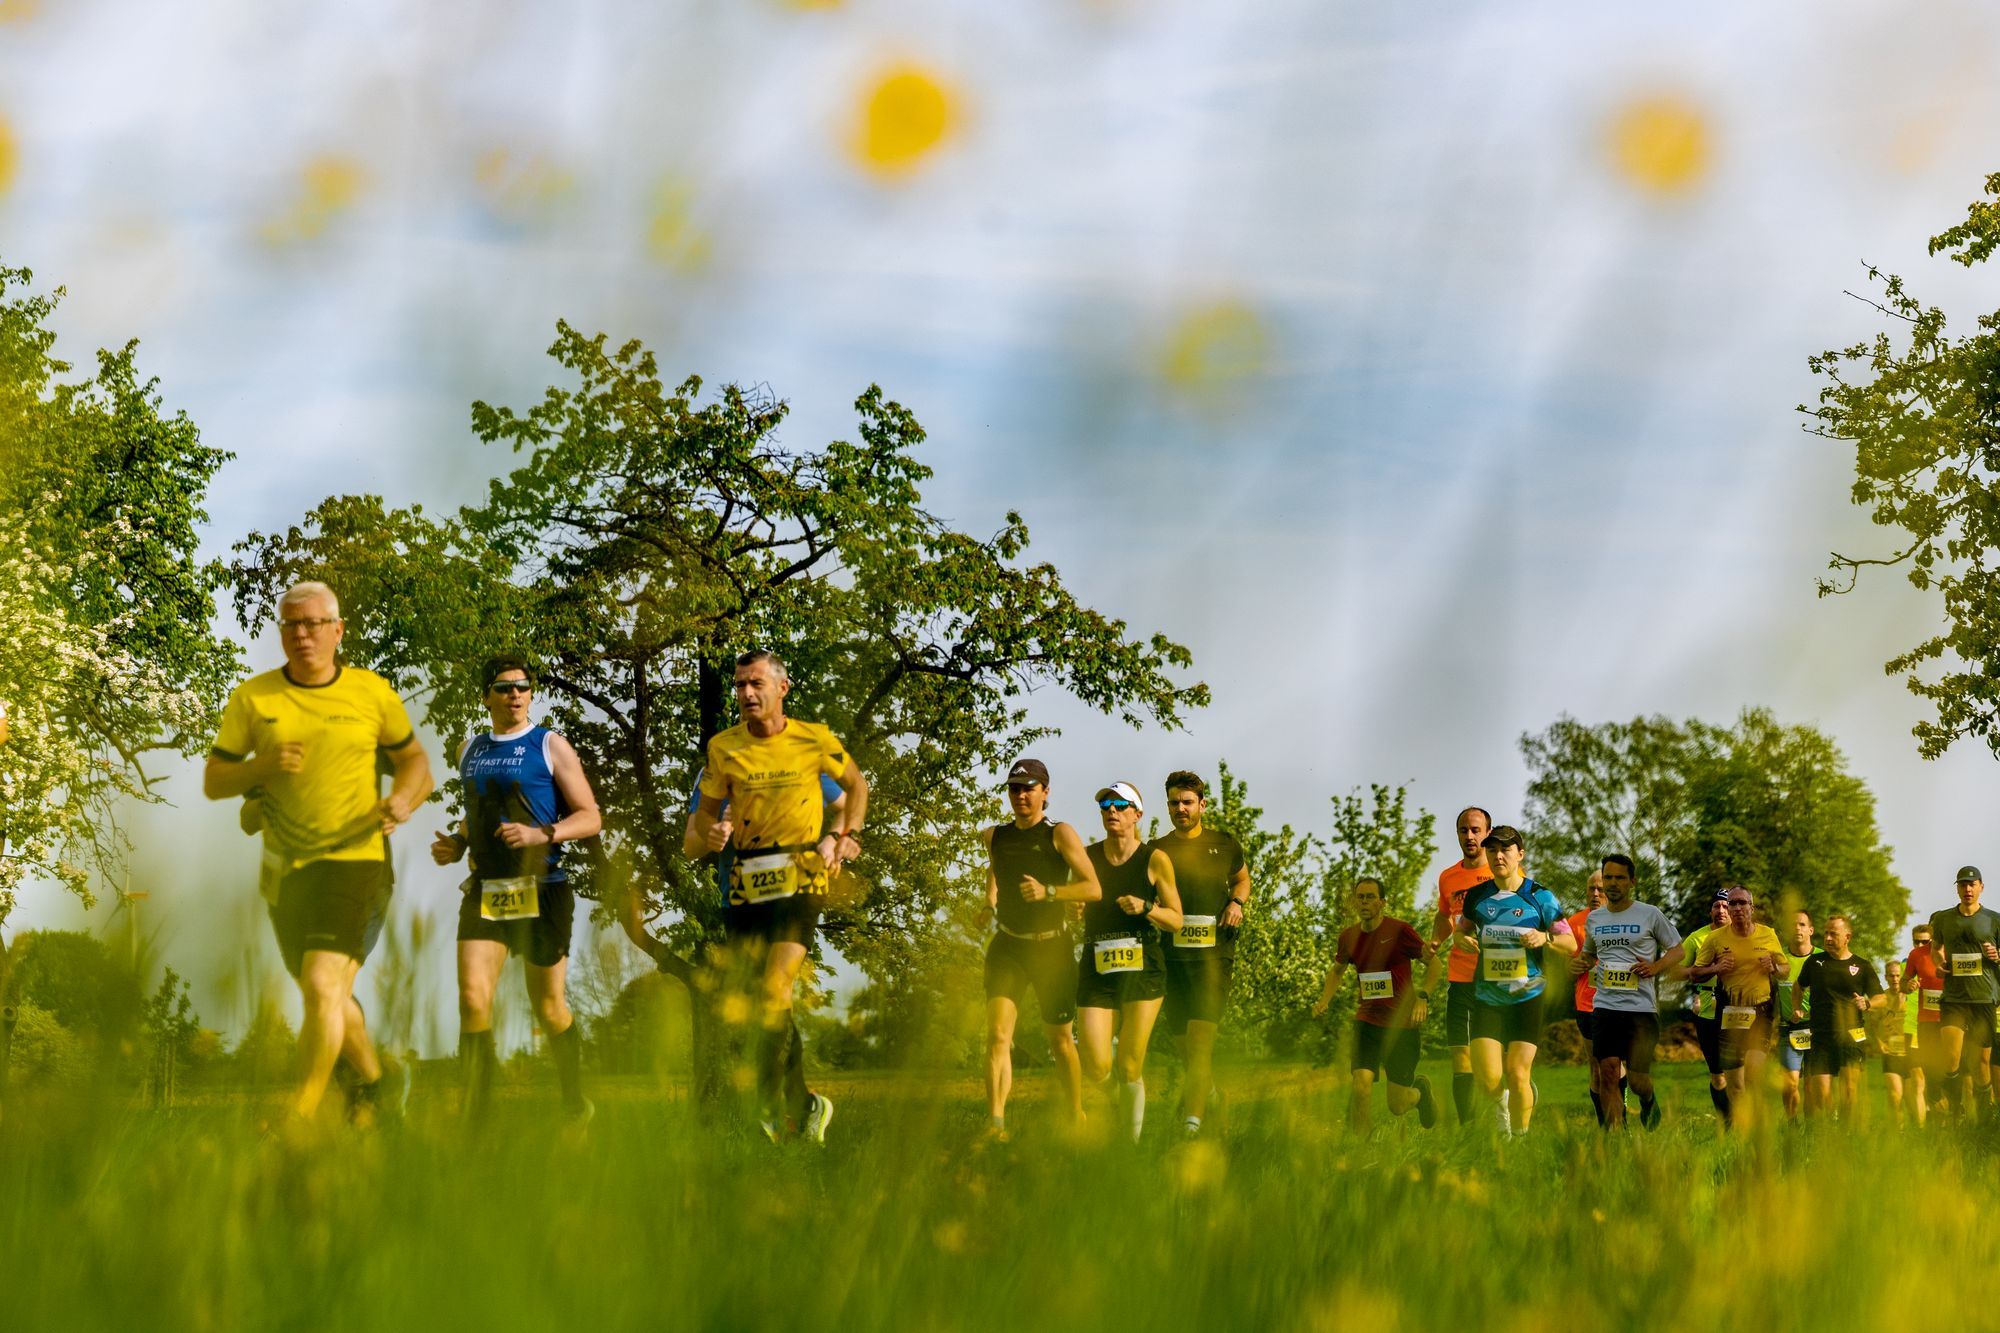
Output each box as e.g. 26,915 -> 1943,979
5,0 -> 1998,1046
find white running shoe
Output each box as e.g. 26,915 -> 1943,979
804,1093 -> 834,1145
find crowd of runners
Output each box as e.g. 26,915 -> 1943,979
206,582 -> 2000,1143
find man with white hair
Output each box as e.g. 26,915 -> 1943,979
205,582 -> 433,1125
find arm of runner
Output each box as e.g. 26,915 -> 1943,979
542,733 -> 603,843
1453,914 -> 1482,954
978,826 -> 998,929
1220,863 -> 1252,928
379,736 -> 434,833
1637,942 -> 1683,980
1042,822 -> 1100,903
817,758 -> 869,876
683,793 -> 730,859
1312,956 -> 1347,1017
1144,848 -> 1182,932
1414,929 -> 1441,1021
1569,925 -> 1593,976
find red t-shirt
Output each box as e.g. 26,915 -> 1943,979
1434,861 -> 1494,985
1906,945 -> 1944,1022
1338,917 -> 1428,1027
1568,909 -> 1597,1013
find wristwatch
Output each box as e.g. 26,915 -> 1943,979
540,824 -> 557,844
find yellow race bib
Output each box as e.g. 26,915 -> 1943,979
1093,938 -> 1142,974
480,875 -> 540,922
1885,1033 -> 1907,1055
1359,971 -> 1395,1002
1952,952 -> 1983,978
1721,1005 -> 1756,1031
1848,1026 -> 1868,1045
1176,916 -> 1217,949
1482,948 -> 1527,983
1921,989 -> 1942,1015
1599,967 -> 1638,991
1787,1029 -> 1811,1051
730,851 -> 817,905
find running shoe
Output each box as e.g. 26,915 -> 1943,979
1414,1074 -> 1437,1129
1640,1097 -> 1662,1131
803,1093 -> 834,1145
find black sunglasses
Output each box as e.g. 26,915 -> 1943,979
488,681 -> 533,696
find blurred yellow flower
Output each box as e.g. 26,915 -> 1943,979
648,179 -> 713,272
0,118 -> 15,198
1607,95 -> 1711,196
259,155 -> 367,246
853,64 -> 957,178
1160,301 -> 1271,397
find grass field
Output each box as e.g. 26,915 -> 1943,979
4,1058 -> 1996,1332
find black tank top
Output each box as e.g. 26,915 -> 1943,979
991,819 -> 1071,934
1083,841 -> 1158,941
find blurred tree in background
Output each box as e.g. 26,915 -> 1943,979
1521,709 -> 1908,955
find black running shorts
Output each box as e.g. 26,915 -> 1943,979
269,858 -> 390,979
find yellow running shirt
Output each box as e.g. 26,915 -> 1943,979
212,665 -> 416,868
1696,924 -> 1786,1006
698,719 -> 850,852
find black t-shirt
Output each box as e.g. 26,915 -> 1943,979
1153,828 -> 1247,959
1083,841 -> 1157,942
1927,906 -> 2000,1005
990,819 -> 1072,934
1796,951 -> 1881,1040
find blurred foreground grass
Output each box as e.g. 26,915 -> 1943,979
3,1060 -> 1996,1331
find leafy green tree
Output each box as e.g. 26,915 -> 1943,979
228,323 -> 1206,1094
1203,763 -> 1436,1059
142,967 -> 199,1107
0,264 -> 237,916
5,929 -> 140,1039
1520,710 -> 1908,954
1807,173 -> 2000,760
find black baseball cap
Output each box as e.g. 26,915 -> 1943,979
1957,865 -> 1983,884
1480,825 -> 1525,851
1007,758 -> 1050,787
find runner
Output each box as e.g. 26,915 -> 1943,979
1313,878 -> 1442,1132
685,649 -> 868,1143
430,657 -> 603,1127
1570,854 -> 1680,1131
980,757 -> 1099,1141
1677,892 -> 1734,1124
203,581 -> 434,1124
1453,826 -> 1575,1136
1902,922 -> 1942,1120
1687,885 -> 1785,1131
1789,914 -> 1882,1122
1880,957 -> 1917,1126
1429,808 -> 1493,1125
1076,782 -> 1181,1144
1156,771 -> 1253,1140
1565,873 -> 1607,1125
1926,867 -> 2000,1122
1775,908 -> 1817,1119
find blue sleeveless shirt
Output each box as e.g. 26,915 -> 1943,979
460,725 -> 568,884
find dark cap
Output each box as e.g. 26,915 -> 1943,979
1007,758 -> 1050,787
1481,825 -> 1525,852
1957,865 -> 1983,884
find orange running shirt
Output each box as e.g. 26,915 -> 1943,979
1567,908 -> 1597,1012
1435,860 -> 1495,985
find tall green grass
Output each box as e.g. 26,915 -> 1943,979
2,1061 -> 1995,1331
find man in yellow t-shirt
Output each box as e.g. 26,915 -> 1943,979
685,649 -> 869,1144
1687,885 -> 1785,1131
205,582 -> 433,1123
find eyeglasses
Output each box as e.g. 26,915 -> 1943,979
280,617 -> 339,633
488,682 -> 533,696
1098,799 -> 1134,811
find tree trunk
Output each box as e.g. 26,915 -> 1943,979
0,931 -> 12,1119
698,656 -> 726,748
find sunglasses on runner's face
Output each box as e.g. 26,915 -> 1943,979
488,682 -> 532,696
1098,799 -> 1134,811
1007,783 -> 1041,794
